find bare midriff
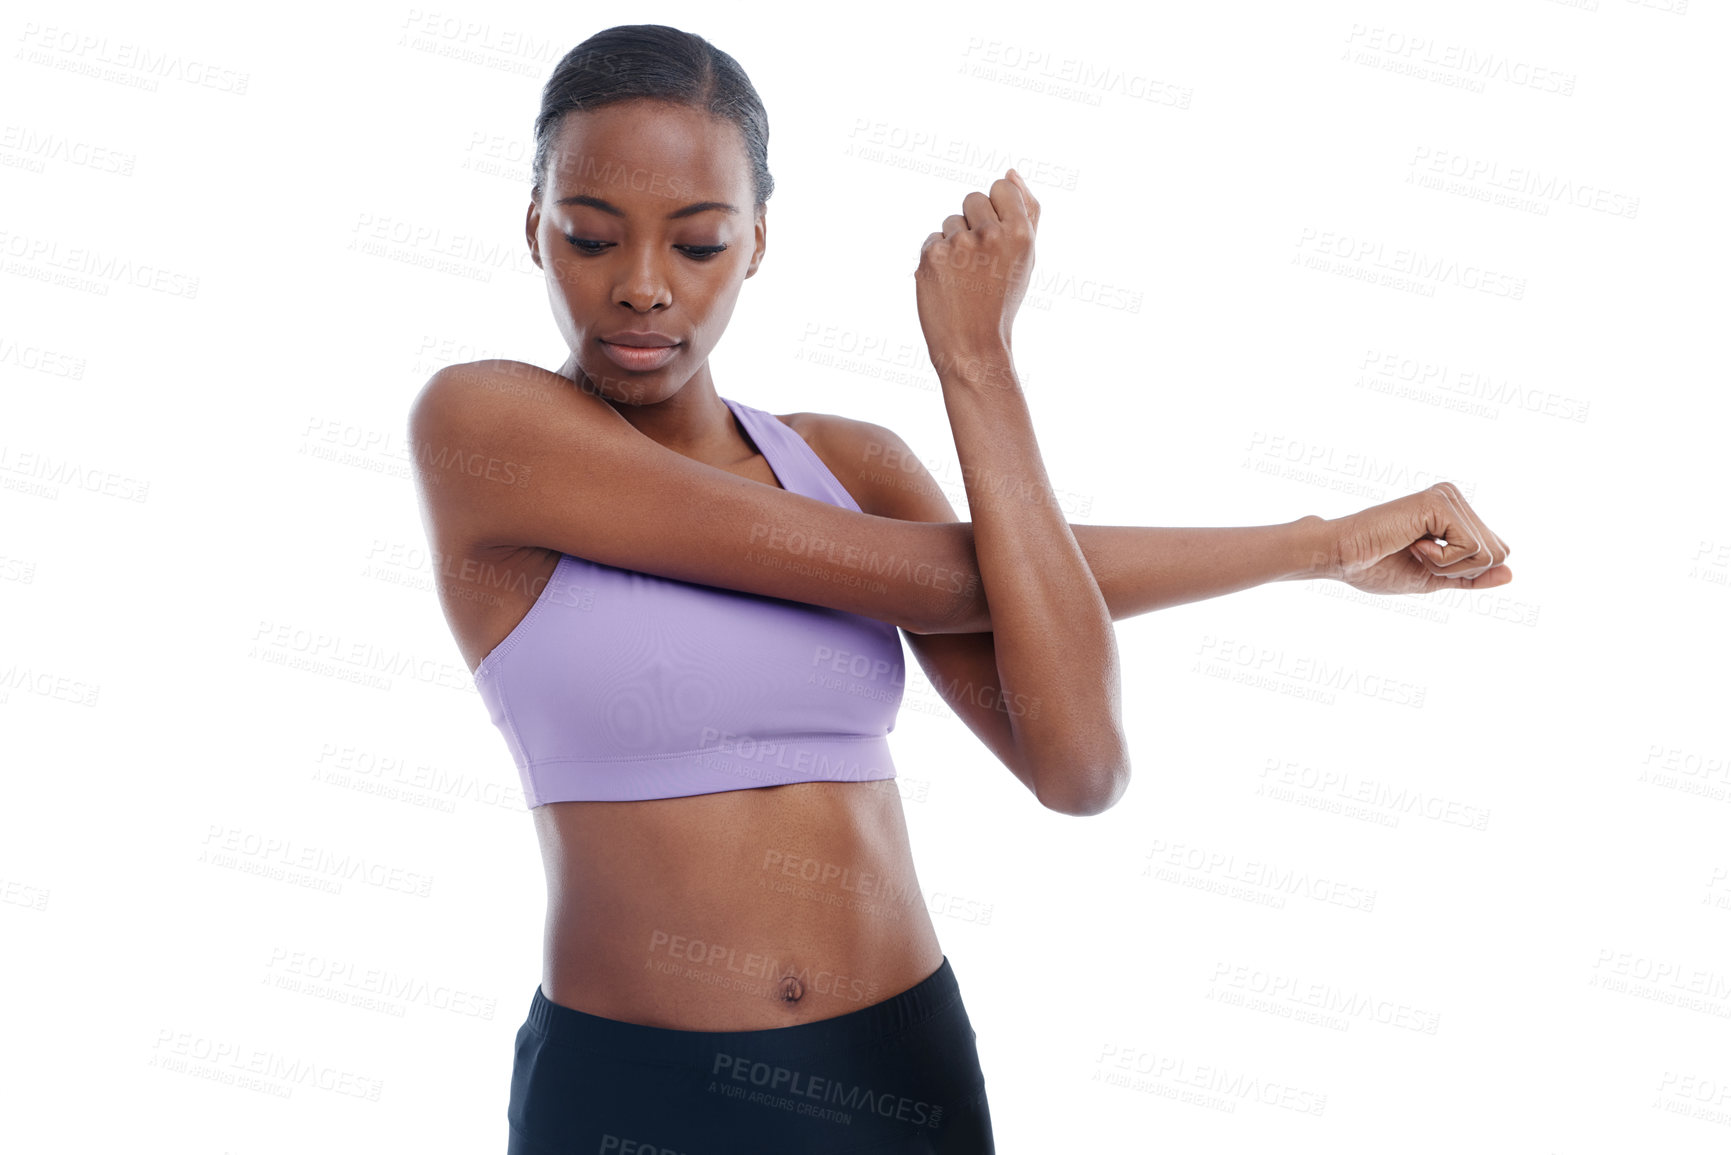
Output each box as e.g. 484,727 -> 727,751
531,780 -> 945,1030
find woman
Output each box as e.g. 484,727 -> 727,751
407,24 -> 1511,1154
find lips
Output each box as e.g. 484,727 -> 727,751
600,331 -> 679,348
597,338 -> 682,373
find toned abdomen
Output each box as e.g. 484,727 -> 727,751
531,779 -> 944,1031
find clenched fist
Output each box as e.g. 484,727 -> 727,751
1322,482 -> 1513,595
914,168 -> 1039,377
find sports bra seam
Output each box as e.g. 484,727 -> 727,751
495,665 -> 531,802
521,732 -> 893,769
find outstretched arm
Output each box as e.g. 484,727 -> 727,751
820,420 -> 1513,810
992,518 -> 1333,627
897,497 -> 1510,634
818,418 -> 1338,625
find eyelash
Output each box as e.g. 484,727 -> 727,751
562,236 -> 728,260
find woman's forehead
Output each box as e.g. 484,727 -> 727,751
545,102 -> 748,204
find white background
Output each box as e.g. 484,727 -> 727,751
4,1 -> 1728,1151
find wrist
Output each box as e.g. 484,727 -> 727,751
929,342 -> 1016,390
1279,514 -> 1341,582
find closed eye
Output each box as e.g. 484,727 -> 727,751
563,237 -> 728,260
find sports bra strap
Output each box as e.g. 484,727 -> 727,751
722,396 -> 863,513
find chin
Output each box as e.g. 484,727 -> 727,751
577,370 -> 654,406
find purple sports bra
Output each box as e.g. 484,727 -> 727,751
472,396 -> 906,807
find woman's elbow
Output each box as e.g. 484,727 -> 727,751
1033,757 -> 1132,817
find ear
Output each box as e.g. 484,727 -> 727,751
525,198 -> 543,270
744,206 -> 767,278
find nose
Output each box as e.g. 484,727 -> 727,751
614,244 -> 671,312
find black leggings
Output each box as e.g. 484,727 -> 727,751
507,956 -> 994,1154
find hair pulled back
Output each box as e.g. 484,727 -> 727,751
531,24 -> 773,209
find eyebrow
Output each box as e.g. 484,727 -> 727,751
554,194 -> 738,220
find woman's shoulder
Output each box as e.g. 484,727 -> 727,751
410,360 -> 613,451
779,410 -> 957,524
415,358 -> 571,409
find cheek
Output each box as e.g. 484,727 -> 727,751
545,251 -> 589,287
691,279 -> 747,337
546,265 -> 611,314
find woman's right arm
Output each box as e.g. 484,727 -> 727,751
406,359 -> 981,636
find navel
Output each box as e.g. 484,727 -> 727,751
777,974 -> 805,1004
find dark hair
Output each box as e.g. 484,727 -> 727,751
531,24 -> 773,210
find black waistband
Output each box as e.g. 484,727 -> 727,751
523,956 -> 962,1066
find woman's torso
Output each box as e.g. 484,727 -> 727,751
439,400 -> 943,1031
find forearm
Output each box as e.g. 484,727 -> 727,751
1077,517 -> 1335,619
936,349 -> 1127,814
930,516 -> 1336,634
